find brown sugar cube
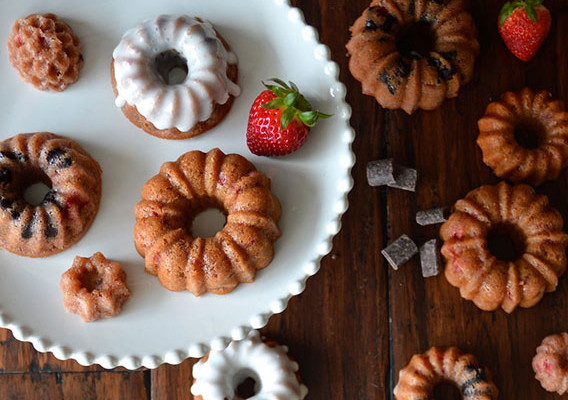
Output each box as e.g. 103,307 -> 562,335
60,252 -> 131,322
420,239 -> 441,278
367,158 -> 395,187
381,234 -> 418,270
416,207 -> 449,226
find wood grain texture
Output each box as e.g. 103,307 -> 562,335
1,0 -> 567,399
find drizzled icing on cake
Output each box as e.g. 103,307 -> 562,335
191,331 -> 308,400
112,15 -> 240,131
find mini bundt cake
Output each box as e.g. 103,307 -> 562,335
191,330 -> 308,400
7,13 -> 84,91
0,133 -> 102,257
477,88 -> 568,186
134,148 -> 281,296
111,15 -> 240,139
440,182 -> 568,313
394,347 -> 498,400
60,252 -> 131,322
346,0 -> 479,114
533,332 -> 568,395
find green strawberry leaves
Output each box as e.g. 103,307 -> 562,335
261,78 -> 332,130
499,0 -> 544,26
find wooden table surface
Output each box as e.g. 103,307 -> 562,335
2,0 -> 568,398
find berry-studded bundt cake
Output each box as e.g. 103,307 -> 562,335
346,0 -> 479,114
0,133 -> 101,257
440,182 -> 568,313
533,332 -> 568,395
134,148 -> 281,296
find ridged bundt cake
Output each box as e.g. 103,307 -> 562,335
440,182 -> 568,313
111,15 -> 240,139
477,88 -> 568,186
394,347 -> 498,400
191,331 -> 308,400
0,133 -> 102,257
134,148 -> 281,296
533,332 -> 568,395
60,252 -> 131,322
7,13 -> 84,91
346,0 -> 480,114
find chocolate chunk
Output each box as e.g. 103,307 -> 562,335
416,207 -> 448,226
381,234 -> 418,270
420,239 -> 441,278
0,168 -> 12,185
42,190 -> 58,205
389,166 -> 417,192
47,148 -> 73,168
0,151 -> 28,162
379,73 -> 396,95
0,198 -> 13,209
21,222 -> 33,239
44,223 -> 58,238
10,209 -> 20,220
367,159 -> 395,186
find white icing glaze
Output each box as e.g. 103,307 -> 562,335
191,330 -> 308,400
112,15 -> 240,132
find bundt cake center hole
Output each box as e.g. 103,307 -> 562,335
191,207 -> 227,238
514,120 -> 546,150
396,22 -> 436,60
433,381 -> 461,399
487,223 -> 526,262
23,171 -> 53,206
155,50 -> 188,85
81,269 -> 104,292
233,369 -> 260,399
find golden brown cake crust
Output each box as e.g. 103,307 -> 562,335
134,148 -> 281,296
110,25 -> 238,140
477,88 -> 568,186
346,0 -> 479,114
394,347 -> 498,400
60,252 -> 131,322
0,133 -> 102,257
533,332 -> 568,395
440,182 -> 568,313
7,13 -> 84,91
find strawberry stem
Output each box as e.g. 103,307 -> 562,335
499,0 -> 544,26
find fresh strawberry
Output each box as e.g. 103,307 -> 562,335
246,79 -> 331,156
498,0 -> 552,61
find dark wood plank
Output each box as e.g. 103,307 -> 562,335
387,1 -> 568,399
0,371 -> 149,400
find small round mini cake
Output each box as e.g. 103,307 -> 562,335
477,88 -> 568,186
111,15 -> 240,139
60,252 -> 130,322
394,347 -> 498,400
533,332 -> 568,395
7,13 -> 84,91
0,133 -> 102,257
191,330 -> 308,400
134,148 -> 281,296
346,0 -> 479,114
440,181 -> 568,313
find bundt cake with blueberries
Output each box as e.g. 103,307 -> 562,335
533,332 -> 568,395
477,88 -> 568,186
134,148 -> 281,296
346,0 -> 480,114
0,133 -> 101,257
7,13 -> 84,91
440,181 -> 568,313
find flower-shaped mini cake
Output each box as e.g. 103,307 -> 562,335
60,252 -> 130,322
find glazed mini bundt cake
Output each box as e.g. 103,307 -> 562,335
112,15 -> 240,139
134,148 -> 281,296
477,88 -> 568,186
533,332 -> 568,395
440,182 -> 568,313
7,13 -> 84,91
346,0 -> 480,114
0,133 -> 101,257
394,347 -> 498,400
